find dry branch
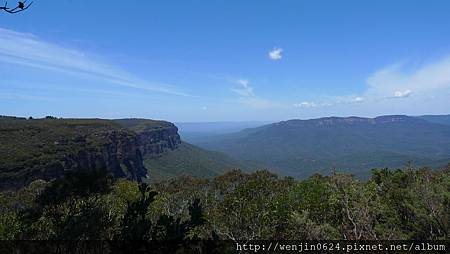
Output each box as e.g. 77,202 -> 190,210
1,1 -> 33,14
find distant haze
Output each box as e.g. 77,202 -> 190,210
176,121 -> 272,143
176,121 -> 272,134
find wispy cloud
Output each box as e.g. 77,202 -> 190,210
231,79 -> 254,97
0,27 -> 189,96
393,89 -> 412,98
352,96 -> 364,103
293,102 -> 317,108
230,79 -> 277,109
299,56 -> 450,110
293,95 -> 364,110
268,47 -> 283,61
366,56 -> 450,99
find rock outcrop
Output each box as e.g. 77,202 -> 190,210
136,125 -> 181,159
62,130 -> 147,181
0,118 -> 181,190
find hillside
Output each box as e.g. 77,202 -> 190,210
419,114 -> 450,126
143,141 -> 246,182
194,115 -> 450,178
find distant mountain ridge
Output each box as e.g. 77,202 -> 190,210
194,115 -> 450,178
418,114 -> 450,126
273,115 -> 425,127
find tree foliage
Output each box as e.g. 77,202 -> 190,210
1,166 -> 449,241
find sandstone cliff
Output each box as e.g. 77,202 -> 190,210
0,117 -> 181,190
136,125 -> 181,159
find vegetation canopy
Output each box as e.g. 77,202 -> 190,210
1,165 -> 449,241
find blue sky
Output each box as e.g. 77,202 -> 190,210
1,0 -> 450,122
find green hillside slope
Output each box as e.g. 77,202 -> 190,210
144,141 -> 245,181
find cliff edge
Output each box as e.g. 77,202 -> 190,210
0,117 -> 180,190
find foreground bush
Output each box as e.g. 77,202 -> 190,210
1,165 -> 449,240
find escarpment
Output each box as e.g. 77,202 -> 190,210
113,118 -> 181,158
0,117 -> 181,190
62,129 -> 147,181
136,125 -> 181,158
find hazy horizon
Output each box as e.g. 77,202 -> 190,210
2,113 -> 450,124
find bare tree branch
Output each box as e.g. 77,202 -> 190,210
1,1 -> 33,14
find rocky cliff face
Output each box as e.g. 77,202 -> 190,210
277,115 -> 426,127
136,125 -> 181,159
0,118 -> 181,190
62,130 -> 147,181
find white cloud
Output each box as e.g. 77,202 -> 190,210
268,47 -> 283,61
352,96 -> 364,103
229,55 -> 450,115
295,96 -> 363,109
299,56 -> 450,115
0,27 -> 189,96
294,102 -> 317,108
366,56 -> 450,99
393,89 -> 412,98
